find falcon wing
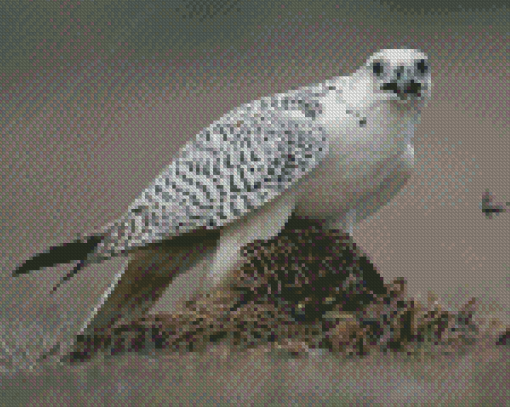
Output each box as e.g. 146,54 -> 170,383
12,85 -> 330,281
96,88 -> 330,259
71,87 -> 332,343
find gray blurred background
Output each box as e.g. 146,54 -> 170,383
1,0 -> 508,377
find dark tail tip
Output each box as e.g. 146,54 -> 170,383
12,235 -> 102,276
50,260 -> 86,294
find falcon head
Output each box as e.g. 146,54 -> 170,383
367,48 -> 431,106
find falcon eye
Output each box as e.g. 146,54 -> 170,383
416,59 -> 428,74
372,62 -> 384,76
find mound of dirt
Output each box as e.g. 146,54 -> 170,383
66,216 -> 504,362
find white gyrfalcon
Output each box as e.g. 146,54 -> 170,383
13,48 -> 431,338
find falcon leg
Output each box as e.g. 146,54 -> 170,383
346,209 -> 357,235
204,191 -> 297,291
324,209 -> 356,236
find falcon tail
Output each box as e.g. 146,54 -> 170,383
12,235 -> 103,277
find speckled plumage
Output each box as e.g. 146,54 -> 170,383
95,85 -> 331,260
14,49 -> 431,346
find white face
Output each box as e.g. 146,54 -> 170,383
366,48 -> 431,105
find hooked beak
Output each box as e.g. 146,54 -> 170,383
381,80 -> 423,100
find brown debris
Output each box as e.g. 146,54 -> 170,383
66,216 -> 504,363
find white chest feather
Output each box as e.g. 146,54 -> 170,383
294,90 -> 415,219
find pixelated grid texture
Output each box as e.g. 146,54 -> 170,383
0,1 -> 508,406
